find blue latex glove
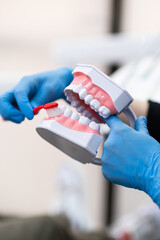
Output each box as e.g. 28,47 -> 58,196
102,115 -> 160,207
0,68 -> 73,123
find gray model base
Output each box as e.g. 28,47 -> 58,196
36,126 -> 101,165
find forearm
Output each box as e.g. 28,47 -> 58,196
130,100 -> 149,117
119,99 -> 160,143
119,100 -> 149,125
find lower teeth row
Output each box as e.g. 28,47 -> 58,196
46,105 -> 100,131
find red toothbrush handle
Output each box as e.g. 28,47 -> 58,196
33,102 -> 58,115
44,102 -> 58,109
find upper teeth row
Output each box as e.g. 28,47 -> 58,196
60,105 -> 100,131
65,84 -> 111,118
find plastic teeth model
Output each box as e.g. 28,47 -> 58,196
35,64 -> 137,165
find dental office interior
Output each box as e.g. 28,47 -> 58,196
0,0 -> 160,239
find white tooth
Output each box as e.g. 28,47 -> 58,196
66,95 -> 76,102
66,96 -> 72,102
99,106 -> 107,113
103,110 -> 111,117
77,106 -> 85,113
73,84 -> 83,94
99,106 -> 105,113
87,112 -> 92,119
64,108 -> 72,117
103,113 -> 110,118
71,112 -> 80,120
64,85 -> 75,97
99,106 -> 106,116
64,84 -> 76,91
79,116 -> 90,125
89,121 -> 100,131
66,96 -> 70,101
59,105 -> 66,114
91,117 -> 100,123
71,101 -> 80,107
90,99 -> 100,111
81,110 -> 92,118
84,95 -> 93,104
99,106 -> 111,118
65,91 -> 73,96
79,88 -> 87,100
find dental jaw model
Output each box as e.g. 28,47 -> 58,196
35,65 -> 136,165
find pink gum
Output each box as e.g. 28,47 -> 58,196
72,72 -> 117,114
45,115 -> 100,135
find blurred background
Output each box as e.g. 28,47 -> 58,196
0,0 -> 160,232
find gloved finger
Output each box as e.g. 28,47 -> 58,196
135,116 -> 149,135
0,93 -> 25,122
104,115 -> 125,129
14,91 -> 34,120
8,115 -> 25,123
30,88 -> 55,108
14,78 -> 37,120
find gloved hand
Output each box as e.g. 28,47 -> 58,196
102,115 -> 160,207
0,68 -> 73,123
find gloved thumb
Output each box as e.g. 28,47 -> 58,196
135,116 -> 149,135
105,115 -> 125,129
30,89 -> 52,108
